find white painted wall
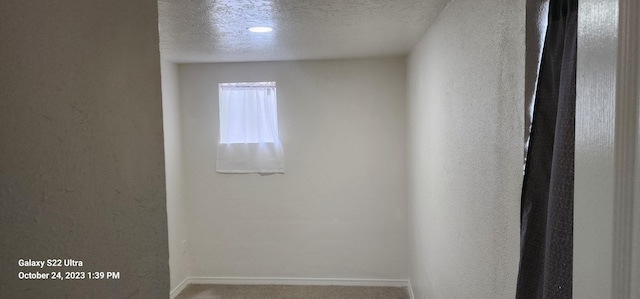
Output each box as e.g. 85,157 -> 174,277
0,0 -> 169,297
178,59 -> 408,279
634,65 -> 640,298
407,0 -> 525,298
162,60 -> 191,291
634,18 -> 640,297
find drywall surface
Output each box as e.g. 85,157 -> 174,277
179,59 -> 408,279
0,1 -> 169,298
407,0 -> 525,298
162,60 -> 191,291
158,0 -> 451,63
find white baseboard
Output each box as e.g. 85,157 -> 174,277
189,276 -> 410,287
171,276 -> 412,298
407,279 -> 415,299
170,277 -> 190,299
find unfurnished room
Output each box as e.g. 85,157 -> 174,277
1,0 -> 639,299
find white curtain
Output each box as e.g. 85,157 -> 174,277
216,82 -> 284,173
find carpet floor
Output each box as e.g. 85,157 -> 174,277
174,284 -> 410,299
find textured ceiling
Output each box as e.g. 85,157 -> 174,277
158,0 -> 450,63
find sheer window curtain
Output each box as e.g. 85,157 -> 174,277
216,82 -> 284,173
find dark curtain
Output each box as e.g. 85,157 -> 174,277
516,0 -> 577,298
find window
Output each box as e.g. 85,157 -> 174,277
216,82 -> 284,173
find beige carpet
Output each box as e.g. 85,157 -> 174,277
175,284 -> 410,299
